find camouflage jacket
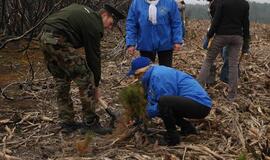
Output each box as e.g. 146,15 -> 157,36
44,3 -> 104,86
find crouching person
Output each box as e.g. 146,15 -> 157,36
127,57 -> 212,146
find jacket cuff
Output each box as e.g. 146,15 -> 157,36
126,44 -> 135,48
146,104 -> 158,118
174,41 -> 183,45
126,39 -> 136,47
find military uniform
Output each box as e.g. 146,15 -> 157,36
40,4 -> 104,125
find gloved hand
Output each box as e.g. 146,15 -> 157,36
203,36 -> 210,49
242,38 -> 250,54
132,117 -> 143,126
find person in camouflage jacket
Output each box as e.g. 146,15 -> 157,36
40,4 -> 125,134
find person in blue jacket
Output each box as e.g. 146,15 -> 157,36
127,57 -> 212,146
126,0 -> 183,67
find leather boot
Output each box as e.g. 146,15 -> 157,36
164,130 -> 180,146
82,113 -> 112,135
176,118 -> 197,136
60,121 -> 80,134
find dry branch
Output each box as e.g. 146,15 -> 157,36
0,151 -> 22,160
0,0 -> 63,49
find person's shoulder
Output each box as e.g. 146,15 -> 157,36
153,65 -> 177,75
237,0 -> 249,10
68,3 -> 85,9
129,0 -> 143,8
153,65 -> 168,70
151,65 -> 165,75
215,0 -> 223,6
243,0 -> 250,7
131,0 -> 141,4
66,3 -> 94,14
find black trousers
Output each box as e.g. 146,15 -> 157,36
140,50 -> 173,67
158,96 -> 211,132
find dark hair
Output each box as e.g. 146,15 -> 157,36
99,8 -> 108,15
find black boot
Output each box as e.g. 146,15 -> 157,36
82,113 -> 112,135
164,130 -> 180,146
60,122 -> 80,134
176,118 -> 197,136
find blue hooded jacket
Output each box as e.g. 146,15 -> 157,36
141,65 -> 212,118
126,0 -> 183,52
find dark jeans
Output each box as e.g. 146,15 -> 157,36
140,50 -> 173,67
158,96 -> 211,132
198,35 -> 243,97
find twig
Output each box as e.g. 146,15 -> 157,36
11,128 -> 40,149
0,82 -> 25,100
100,137 -> 120,149
99,126 -> 140,150
198,145 -> 226,160
173,145 -> 225,160
182,146 -> 187,160
24,36 -> 35,82
0,151 -> 22,160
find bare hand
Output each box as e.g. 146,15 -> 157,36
127,46 -> 136,55
173,44 -> 181,52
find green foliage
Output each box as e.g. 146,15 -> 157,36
119,82 -> 147,121
237,153 -> 247,160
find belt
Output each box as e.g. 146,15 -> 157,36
42,24 -> 66,36
42,29 -> 65,36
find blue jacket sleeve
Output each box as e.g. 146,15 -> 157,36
170,0 -> 183,44
126,0 -> 138,47
146,103 -> 158,118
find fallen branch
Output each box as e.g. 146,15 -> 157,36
0,151 -> 22,160
98,125 -> 141,150
173,145 -> 226,160
198,145 -> 226,160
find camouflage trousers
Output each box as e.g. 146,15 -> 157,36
40,32 -> 97,124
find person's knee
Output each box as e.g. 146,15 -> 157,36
158,96 -> 167,108
199,107 -> 211,119
158,96 -> 171,116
